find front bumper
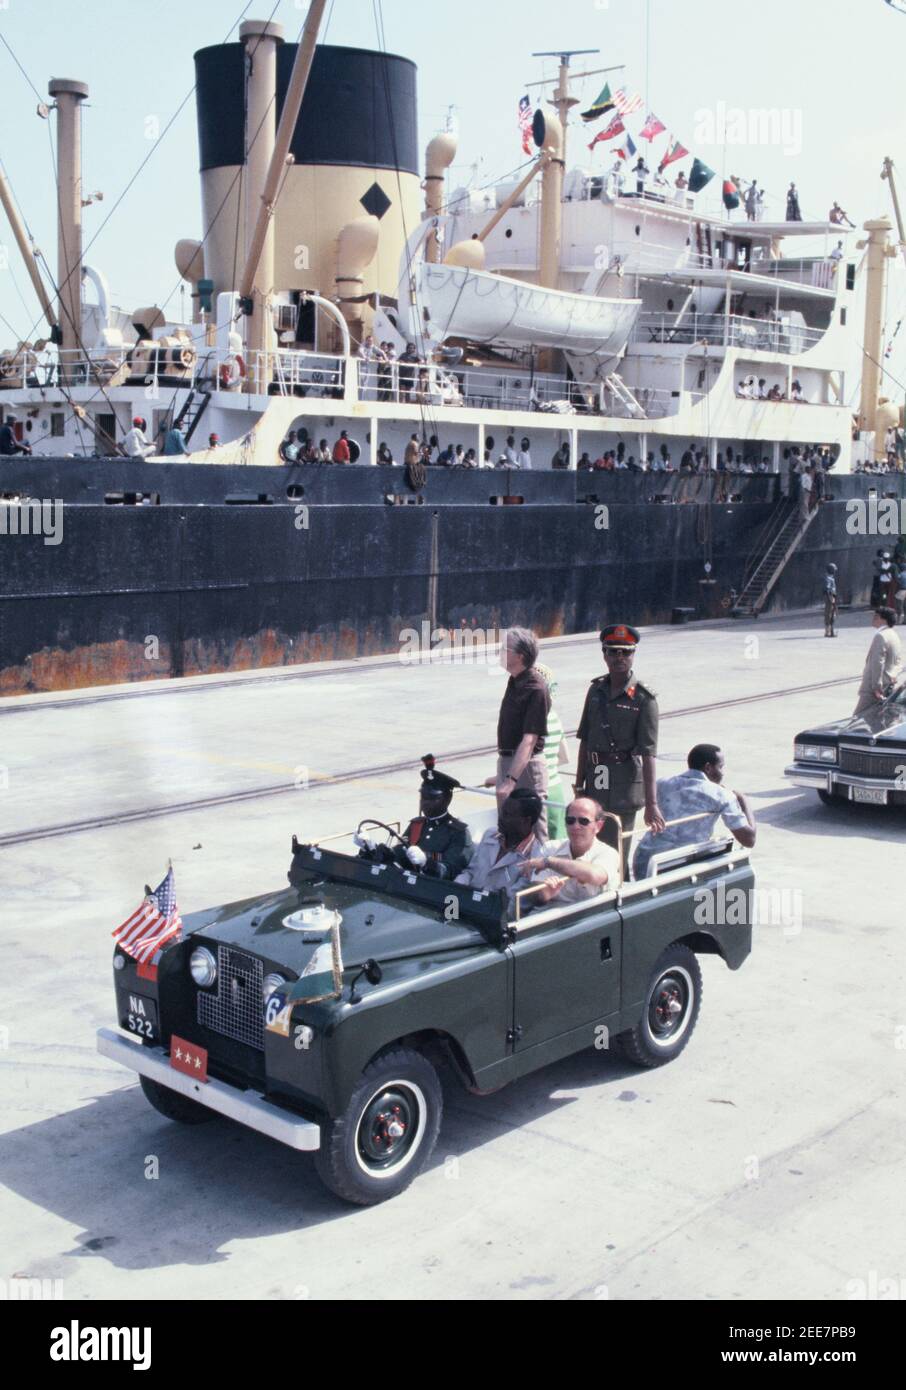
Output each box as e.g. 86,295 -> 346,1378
97,1027 -> 320,1152
784,763 -> 905,800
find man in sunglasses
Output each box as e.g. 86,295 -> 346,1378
576,623 -> 665,872
523,797 -> 621,906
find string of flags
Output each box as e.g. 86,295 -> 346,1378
519,77 -> 718,195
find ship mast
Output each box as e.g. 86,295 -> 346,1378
48,78 -> 88,382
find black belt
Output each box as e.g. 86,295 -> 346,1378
498,748 -> 515,756
589,749 -> 634,764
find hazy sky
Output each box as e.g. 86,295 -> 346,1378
2,0 -> 906,389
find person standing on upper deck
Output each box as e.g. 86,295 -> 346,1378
575,624 -> 665,873
633,156 -> 650,196
786,182 -> 802,221
488,628 -> 550,839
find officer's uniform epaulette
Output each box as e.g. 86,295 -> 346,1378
633,679 -> 657,699
590,673 -> 609,686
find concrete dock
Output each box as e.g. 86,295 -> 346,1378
1,609 -> 903,1301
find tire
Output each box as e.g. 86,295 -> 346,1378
817,789 -> 845,807
139,1073 -> 216,1125
314,1047 -> 442,1205
615,944 -> 702,1068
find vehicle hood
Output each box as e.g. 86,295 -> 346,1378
797,700 -> 906,743
184,884 -> 490,974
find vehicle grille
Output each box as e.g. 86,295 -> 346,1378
197,946 -> 264,1051
839,746 -> 905,780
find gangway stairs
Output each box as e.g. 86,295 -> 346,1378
731,502 -> 818,618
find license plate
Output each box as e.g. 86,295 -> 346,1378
123,992 -> 159,1042
852,786 -> 887,805
169,1035 -> 208,1082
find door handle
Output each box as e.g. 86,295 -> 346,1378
600,937 -> 612,961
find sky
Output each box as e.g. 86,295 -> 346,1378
2,0 -> 906,392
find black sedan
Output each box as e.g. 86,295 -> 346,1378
785,682 -> 906,808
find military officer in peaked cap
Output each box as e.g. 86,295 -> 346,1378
575,624 -> 665,873
355,755 -> 474,880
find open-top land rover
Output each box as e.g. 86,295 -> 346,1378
98,823 -> 755,1205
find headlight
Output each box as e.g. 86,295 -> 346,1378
818,746 -> 836,762
262,972 -> 287,1002
795,743 -> 830,761
190,946 -> 217,988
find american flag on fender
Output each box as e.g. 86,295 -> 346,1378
613,88 -> 643,117
113,867 -> 183,964
518,94 -> 533,155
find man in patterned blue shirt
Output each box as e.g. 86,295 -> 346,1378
632,744 -> 756,880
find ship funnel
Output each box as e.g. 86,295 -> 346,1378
424,132 -> 458,263
335,215 -> 380,350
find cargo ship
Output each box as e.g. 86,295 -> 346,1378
1,2 -> 903,694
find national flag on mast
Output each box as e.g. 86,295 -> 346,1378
588,113 -> 625,150
518,95 -> 533,155
615,133 -> 638,161
688,157 -> 716,193
580,82 -> 615,123
613,87 -> 643,117
113,866 -> 183,964
658,138 -> 690,172
639,112 -> 666,142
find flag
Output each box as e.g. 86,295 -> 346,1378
580,82 -> 615,123
613,87 -> 643,117
285,919 -> 344,1005
518,95 -> 533,155
113,866 -> 183,964
615,133 -> 638,161
639,112 -> 666,142
659,138 -> 689,171
588,113 -> 625,151
688,157 -> 716,193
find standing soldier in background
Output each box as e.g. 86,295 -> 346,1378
575,624 -> 665,872
823,562 -> 838,638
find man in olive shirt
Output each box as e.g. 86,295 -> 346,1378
492,627 -> 550,837
575,623 -> 665,871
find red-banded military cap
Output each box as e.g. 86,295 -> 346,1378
600,623 -> 641,649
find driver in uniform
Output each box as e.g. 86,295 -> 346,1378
355,755 -> 474,880
575,624 -> 665,874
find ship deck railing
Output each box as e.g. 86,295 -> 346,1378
629,312 -> 826,355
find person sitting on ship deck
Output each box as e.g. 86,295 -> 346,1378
377,442 -> 395,465
280,430 -> 300,463
332,430 -> 351,464
123,416 -> 154,459
208,433 -> 221,450
790,379 -> 805,403
767,383 -> 784,401
317,438 -> 332,463
578,452 -> 593,471
163,422 -> 188,456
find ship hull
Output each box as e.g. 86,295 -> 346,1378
1,462 -> 901,694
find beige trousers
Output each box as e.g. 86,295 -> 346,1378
497,754 -> 548,840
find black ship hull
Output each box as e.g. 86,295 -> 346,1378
1,461 -> 901,694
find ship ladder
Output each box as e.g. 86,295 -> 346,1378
730,501 -> 818,618
174,387 -> 213,446
604,372 -> 646,418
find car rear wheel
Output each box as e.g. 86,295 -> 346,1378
139,1074 -> 216,1124
314,1047 -> 442,1205
615,944 -> 702,1068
